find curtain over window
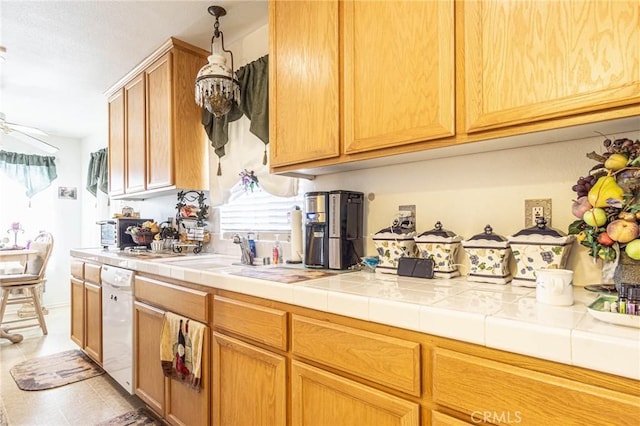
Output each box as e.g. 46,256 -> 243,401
202,55 -> 269,175
86,147 -> 108,196
0,150 -> 58,198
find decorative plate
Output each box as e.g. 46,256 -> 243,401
587,296 -> 640,329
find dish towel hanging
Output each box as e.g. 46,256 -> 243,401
86,148 -> 108,196
160,312 -> 205,391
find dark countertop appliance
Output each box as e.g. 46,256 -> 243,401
304,190 -> 364,270
97,218 -> 153,250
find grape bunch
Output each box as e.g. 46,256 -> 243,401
572,175 -> 596,198
602,138 -> 640,162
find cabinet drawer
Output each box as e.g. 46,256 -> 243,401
135,276 -> 209,323
433,348 -> 640,425
70,260 -> 84,279
84,263 -> 101,284
213,296 -> 287,351
291,315 -> 421,396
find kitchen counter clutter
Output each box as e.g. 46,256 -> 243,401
71,248 -> 639,381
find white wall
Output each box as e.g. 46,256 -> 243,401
302,130 -> 640,287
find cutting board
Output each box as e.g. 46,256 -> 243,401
229,267 -> 335,283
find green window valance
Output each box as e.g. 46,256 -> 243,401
86,148 -> 108,196
0,150 -> 58,198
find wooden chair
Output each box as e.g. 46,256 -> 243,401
0,232 -> 54,335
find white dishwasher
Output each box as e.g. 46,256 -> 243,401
101,265 -> 135,394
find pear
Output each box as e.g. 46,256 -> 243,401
604,153 -> 628,171
587,176 -> 624,208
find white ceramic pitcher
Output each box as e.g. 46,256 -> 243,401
535,269 -> 574,306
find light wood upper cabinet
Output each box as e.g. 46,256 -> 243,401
106,38 -> 210,198
145,53 -> 173,191
269,0 -> 341,167
124,73 -> 147,194
269,0 -> 454,168
107,90 -> 125,196
343,0 -> 455,154
270,0 -> 639,174
461,0 -> 640,133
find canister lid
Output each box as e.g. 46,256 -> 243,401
508,218 -> 575,245
462,225 -> 509,248
415,221 -> 462,242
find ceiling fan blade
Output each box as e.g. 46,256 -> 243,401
8,129 -> 59,154
6,121 -> 48,137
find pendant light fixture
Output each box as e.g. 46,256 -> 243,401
195,5 -> 240,118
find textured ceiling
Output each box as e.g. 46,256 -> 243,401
0,0 -> 268,142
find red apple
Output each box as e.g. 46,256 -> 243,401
606,219 -> 640,243
597,232 -> 615,246
571,197 -> 592,219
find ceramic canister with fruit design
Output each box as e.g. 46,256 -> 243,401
507,218 -> 575,287
414,221 -> 462,279
372,229 -> 418,274
462,225 -> 512,284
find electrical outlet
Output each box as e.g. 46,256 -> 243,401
525,199 -> 552,227
398,205 -> 416,232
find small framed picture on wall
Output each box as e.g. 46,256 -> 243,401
58,186 -> 77,200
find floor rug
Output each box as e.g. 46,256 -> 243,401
95,407 -> 165,426
9,349 -> 105,391
0,397 -> 8,426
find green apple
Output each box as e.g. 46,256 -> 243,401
583,208 -> 607,227
625,239 -> 640,260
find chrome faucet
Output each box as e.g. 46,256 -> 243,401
232,234 -> 253,265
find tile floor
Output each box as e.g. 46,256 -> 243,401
0,306 -> 145,425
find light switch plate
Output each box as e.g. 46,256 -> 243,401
525,199 -> 552,227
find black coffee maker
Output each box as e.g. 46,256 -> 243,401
304,190 -> 364,270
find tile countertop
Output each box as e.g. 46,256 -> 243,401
71,249 -> 640,381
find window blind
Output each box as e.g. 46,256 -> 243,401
220,184 -> 303,233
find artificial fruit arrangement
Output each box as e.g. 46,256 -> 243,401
568,136 -> 640,262
126,220 -> 160,236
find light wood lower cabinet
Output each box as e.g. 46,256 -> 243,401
431,411 -> 474,426
433,348 -> 639,425
69,276 -> 84,347
69,260 -> 101,364
83,282 -> 102,363
291,315 -> 421,396
212,332 -> 286,426
291,361 -> 420,426
134,301 -> 166,416
134,276 -> 211,426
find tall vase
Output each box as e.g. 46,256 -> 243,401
613,251 -> 640,292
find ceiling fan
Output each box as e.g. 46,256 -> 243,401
0,111 -> 60,154
0,45 -> 59,154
